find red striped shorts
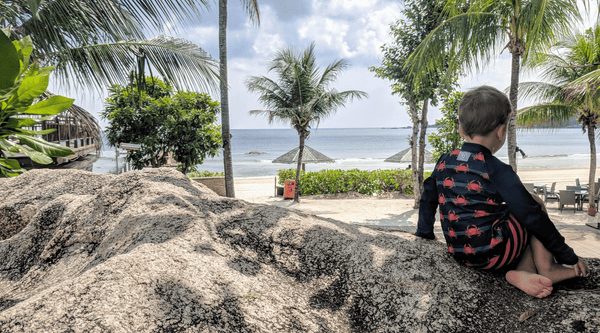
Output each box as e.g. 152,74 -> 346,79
481,214 -> 529,270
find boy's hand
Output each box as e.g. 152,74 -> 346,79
573,257 -> 590,278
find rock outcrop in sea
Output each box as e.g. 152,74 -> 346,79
0,168 -> 598,332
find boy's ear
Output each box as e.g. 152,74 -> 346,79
496,124 -> 506,138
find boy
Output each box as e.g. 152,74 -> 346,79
414,86 -> 589,298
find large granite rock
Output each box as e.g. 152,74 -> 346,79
0,168 -> 598,332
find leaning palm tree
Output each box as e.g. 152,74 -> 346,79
219,0 -> 260,198
405,0 -> 581,171
1,0 -> 219,93
517,23 -> 600,211
246,42 -> 368,203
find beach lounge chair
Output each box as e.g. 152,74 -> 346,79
523,183 -> 535,193
559,190 -> 577,212
544,182 -> 559,206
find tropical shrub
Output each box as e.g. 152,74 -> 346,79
101,76 -> 222,174
0,33 -> 74,177
188,170 -> 225,178
277,169 -> 431,196
428,91 -> 465,161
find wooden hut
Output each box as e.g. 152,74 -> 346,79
5,92 -> 103,168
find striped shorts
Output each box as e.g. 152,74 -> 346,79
481,214 -> 529,270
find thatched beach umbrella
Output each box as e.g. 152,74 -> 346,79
384,148 -> 434,164
273,145 -> 335,171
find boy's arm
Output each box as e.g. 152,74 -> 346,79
490,163 -> 578,265
415,173 -> 438,240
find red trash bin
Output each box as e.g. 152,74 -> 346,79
284,179 -> 295,199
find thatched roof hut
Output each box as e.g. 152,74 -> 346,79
5,92 -> 103,168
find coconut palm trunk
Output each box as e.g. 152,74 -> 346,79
219,0 -> 235,198
508,51 -> 521,171
294,133 -> 307,203
588,123 -> 597,211
418,99 -> 429,197
408,96 -> 421,208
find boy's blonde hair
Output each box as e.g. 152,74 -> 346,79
458,86 -> 513,138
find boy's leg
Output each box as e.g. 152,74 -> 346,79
505,193 -> 552,298
530,235 -> 578,284
528,194 -> 579,283
505,193 -> 578,297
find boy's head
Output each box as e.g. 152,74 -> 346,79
458,86 -> 513,138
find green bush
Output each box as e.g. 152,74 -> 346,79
277,169 -> 432,196
188,170 -> 225,178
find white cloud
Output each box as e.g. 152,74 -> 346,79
352,3 -> 402,58
297,17 -> 355,57
188,26 -> 219,48
247,6 -> 286,57
312,0 -> 381,16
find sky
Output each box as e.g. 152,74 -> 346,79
50,0 -> 594,130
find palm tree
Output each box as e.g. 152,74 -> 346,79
219,0 -> 260,198
405,0 -> 580,171
1,0 -> 220,93
517,23 -> 600,211
246,42 -> 368,203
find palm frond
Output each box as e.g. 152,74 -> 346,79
406,12 -> 507,86
238,0 -> 260,26
49,36 -> 220,93
517,102 -> 579,126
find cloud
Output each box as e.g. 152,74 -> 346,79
297,17 -> 354,57
312,0 -> 382,17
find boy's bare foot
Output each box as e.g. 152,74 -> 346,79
506,270 -> 553,298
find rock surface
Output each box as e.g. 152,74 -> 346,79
0,168 -> 599,332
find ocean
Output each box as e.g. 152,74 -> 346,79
101,127 -> 595,177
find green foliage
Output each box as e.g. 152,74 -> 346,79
101,75 -> 222,174
277,168 -> 431,196
2,0 -> 219,93
405,0 -> 581,88
428,91 -> 465,160
188,170 -> 225,178
370,0 -> 455,105
0,34 -> 74,177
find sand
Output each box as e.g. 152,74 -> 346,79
233,167 -> 600,260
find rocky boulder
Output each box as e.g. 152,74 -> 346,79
0,168 -> 598,332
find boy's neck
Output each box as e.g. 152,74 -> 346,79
464,136 -> 495,154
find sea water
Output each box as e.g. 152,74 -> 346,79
101,127 -> 595,177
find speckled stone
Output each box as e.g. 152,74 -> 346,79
0,168 -> 598,332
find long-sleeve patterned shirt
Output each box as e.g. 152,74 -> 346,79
415,142 -> 578,267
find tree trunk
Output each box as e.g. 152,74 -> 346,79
507,51 -> 521,172
417,99 -> 429,198
294,133 -> 306,203
588,123 -> 596,211
407,96 -> 420,209
219,0 -> 235,198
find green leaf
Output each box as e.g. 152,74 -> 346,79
24,95 -> 74,115
18,37 -> 34,71
5,117 -> 40,128
0,138 -> 20,153
14,134 -> 73,157
14,128 -> 56,135
0,33 -> 20,90
19,145 -> 53,164
0,157 -> 23,170
27,0 -> 43,20
15,75 -> 49,108
0,28 -> 9,38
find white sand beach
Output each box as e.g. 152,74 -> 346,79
233,167 -> 600,260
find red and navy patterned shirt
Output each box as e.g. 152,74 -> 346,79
415,143 -> 578,267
